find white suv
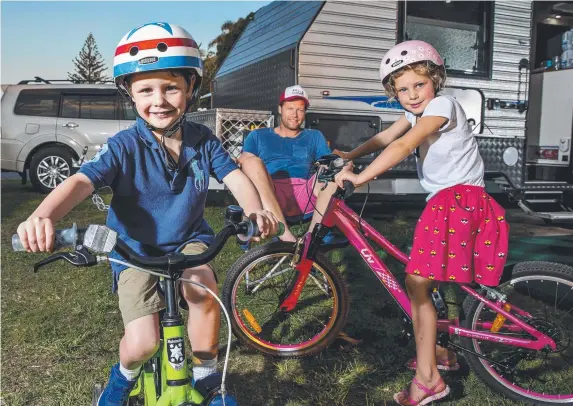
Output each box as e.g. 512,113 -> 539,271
1,78 -> 135,193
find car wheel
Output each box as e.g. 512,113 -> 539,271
29,146 -> 74,194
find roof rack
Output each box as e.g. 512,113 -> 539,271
17,76 -> 114,85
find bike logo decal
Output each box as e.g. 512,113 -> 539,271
360,248 -> 375,264
166,337 -> 185,370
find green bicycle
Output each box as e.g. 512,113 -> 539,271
12,205 -> 260,405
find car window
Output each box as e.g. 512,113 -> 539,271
14,89 -> 60,117
120,98 -> 136,120
60,94 -> 117,120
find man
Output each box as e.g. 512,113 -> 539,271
238,85 -> 349,243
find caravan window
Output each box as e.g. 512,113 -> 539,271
400,1 -> 493,78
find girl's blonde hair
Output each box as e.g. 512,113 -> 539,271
383,61 -> 446,99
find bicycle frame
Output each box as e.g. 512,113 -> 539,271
281,194 -> 558,352
131,276 -> 204,406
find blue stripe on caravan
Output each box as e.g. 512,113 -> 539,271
324,95 -> 404,110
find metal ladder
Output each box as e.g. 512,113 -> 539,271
514,189 -> 573,223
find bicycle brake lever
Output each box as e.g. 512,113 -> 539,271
32,246 -> 98,272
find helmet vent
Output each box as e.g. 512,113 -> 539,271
129,46 -> 139,56
385,58 -> 390,64
157,42 -> 168,52
401,50 -> 408,56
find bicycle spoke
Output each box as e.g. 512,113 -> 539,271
556,286 -> 572,309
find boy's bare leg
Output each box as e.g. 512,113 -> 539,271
237,154 -> 297,241
182,265 -> 221,360
120,314 -> 161,369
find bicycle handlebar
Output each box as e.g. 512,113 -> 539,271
12,205 -> 284,273
315,154 -> 355,198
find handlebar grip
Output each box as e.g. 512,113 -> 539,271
343,180 -> 355,199
12,223 -> 80,252
237,221 -> 285,242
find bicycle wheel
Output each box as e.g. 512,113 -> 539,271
222,241 -> 349,357
461,261 -> 573,405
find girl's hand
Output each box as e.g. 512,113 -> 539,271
16,216 -> 55,252
249,210 -> 279,239
334,171 -> 362,189
332,149 -> 348,159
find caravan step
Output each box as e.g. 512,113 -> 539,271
517,200 -> 573,222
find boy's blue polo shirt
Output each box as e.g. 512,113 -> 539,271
79,117 -> 238,290
242,128 -> 331,179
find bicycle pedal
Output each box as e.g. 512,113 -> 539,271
290,237 -> 305,267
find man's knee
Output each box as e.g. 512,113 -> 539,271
237,153 -> 264,168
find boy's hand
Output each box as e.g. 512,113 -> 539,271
248,210 -> 279,239
16,216 -> 55,252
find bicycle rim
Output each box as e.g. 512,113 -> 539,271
470,274 -> 573,403
231,252 -> 340,353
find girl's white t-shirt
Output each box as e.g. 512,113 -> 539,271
404,95 -> 485,199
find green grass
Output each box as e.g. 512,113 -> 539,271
1,180 -> 530,405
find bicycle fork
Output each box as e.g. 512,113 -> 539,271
280,228 -> 326,312
137,277 -> 204,406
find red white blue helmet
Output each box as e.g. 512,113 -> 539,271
379,40 -> 444,85
113,22 -> 203,98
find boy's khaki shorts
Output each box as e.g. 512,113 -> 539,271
117,241 -> 214,326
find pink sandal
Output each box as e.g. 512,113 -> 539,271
393,377 -> 450,406
406,357 -> 460,371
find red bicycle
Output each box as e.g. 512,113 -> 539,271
222,155 -> 573,405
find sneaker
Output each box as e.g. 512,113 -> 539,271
98,363 -> 139,406
320,230 -> 348,250
193,372 -> 239,406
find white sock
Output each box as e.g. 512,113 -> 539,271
192,356 -> 218,382
119,363 -> 141,381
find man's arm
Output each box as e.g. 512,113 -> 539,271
222,169 -> 278,238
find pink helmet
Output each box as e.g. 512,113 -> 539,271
379,40 -> 444,85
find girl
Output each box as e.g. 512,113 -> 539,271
334,40 -> 509,405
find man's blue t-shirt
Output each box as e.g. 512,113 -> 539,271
242,128 -> 331,179
79,117 -> 238,290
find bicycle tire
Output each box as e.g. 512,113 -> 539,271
461,261 -> 573,405
222,241 -> 349,357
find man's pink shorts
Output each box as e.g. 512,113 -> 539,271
273,175 -> 317,218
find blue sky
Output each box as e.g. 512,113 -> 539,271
1,1 -> 272,84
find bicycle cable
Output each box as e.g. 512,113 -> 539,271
103,257 -> 232,406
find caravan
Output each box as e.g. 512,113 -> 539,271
196,1 -> 573,222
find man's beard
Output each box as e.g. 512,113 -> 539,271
281,117 -> 302,131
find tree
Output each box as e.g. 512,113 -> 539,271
68,33 -> 110,83
190,12 -> 255,110
208,12 -> 254,62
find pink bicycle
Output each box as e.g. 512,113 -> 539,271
222,155 -> 573,405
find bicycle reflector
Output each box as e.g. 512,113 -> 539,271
242,309 -> 262,333
490,303 -> 512,332
83,225 -> 118,253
